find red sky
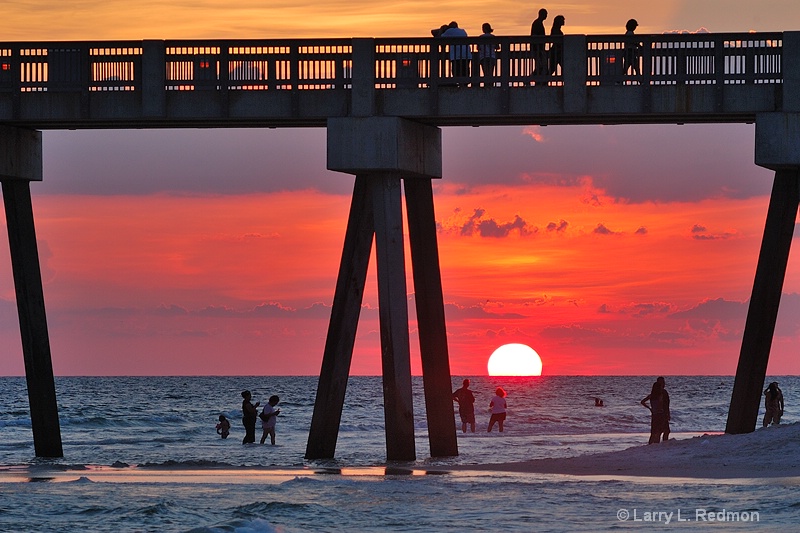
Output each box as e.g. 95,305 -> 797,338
1,2 -> 799,376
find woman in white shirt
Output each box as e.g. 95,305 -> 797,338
488,387 -> 508,432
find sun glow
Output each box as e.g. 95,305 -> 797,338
487,344 -> 543,376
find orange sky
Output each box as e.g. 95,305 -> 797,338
0,2 -> 799,376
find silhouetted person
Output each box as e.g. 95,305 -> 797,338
657,376 -> 670,441
763,382 -> 784,427
453,378 -> 477,433
441,21 -> 471,84
530,8 -> 548,81
488,387 -> 507,432
641,377 -> 670,443
479,23 -> 499,81
431,24 -> 450,38
622,18 -> 641,77
241,390 -> 260,444
548,15 -> 565,75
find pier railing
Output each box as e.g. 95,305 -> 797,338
0,32 -> 787,127
0,33 -> 782,93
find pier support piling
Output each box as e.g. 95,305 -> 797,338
306,117 -> 456,461
0,126 -> 62,457
727,113 -> 800,434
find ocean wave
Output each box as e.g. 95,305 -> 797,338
139,459 -> 237,468
186,518 -> 282,533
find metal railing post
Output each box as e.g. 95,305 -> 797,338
351,38 -> 375,117
142,40 -> 166,118
563,35 -> 586,113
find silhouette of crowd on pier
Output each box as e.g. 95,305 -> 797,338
431,8 -> 642,82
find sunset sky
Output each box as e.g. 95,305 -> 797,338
0,1 -> 799,376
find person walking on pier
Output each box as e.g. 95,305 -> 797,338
622,18 -> 641,77
763,381 -> 784,427
530,8 -> 549,81
241,390 -> 260,444
453,379 -> 477,433
548,15 -> 565,76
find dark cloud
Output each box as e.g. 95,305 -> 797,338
154,304 -> 189,316
477,215 -> 532,238
449,208 -> 535,238
593,223 -> 620,235
692,231 -> 737,241
443,301 -> 526,320
622,302 -> 674,317
459,208 -> 486,236
668,297 -> 746,321
547,219 -> 568,232
635,226 -> 647,235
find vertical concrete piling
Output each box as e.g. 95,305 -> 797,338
727,113 -> 800,434
0,126 -> 62,457
307,116 -> 456,461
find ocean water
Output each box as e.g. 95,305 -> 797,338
0,375 -> 798,531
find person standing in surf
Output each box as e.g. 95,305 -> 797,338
259,395 -> 281,445
241,390 -> 260,444
216,414 -> 231,439
488,387 -> 507,432
641,377 -> 669,443
453,379 -> 477,433
763,381 -> 784,427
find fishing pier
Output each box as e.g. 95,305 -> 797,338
0,31 -> 795,460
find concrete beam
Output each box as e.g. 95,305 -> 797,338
755,112 -> 800,169
327,117 -> 442,178
0,126 -> 42,181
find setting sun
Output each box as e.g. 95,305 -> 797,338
487,344 -> 543,376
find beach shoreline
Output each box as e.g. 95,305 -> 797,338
3,423 -> 798,483
449,423 -> 800,479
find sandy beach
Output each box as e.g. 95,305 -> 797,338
458,422 -> 800,479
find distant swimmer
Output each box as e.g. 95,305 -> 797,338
594,397 -> 604,407
453,379 -> 477,433
216,414 -> 231,439
488,387 -> 507,433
